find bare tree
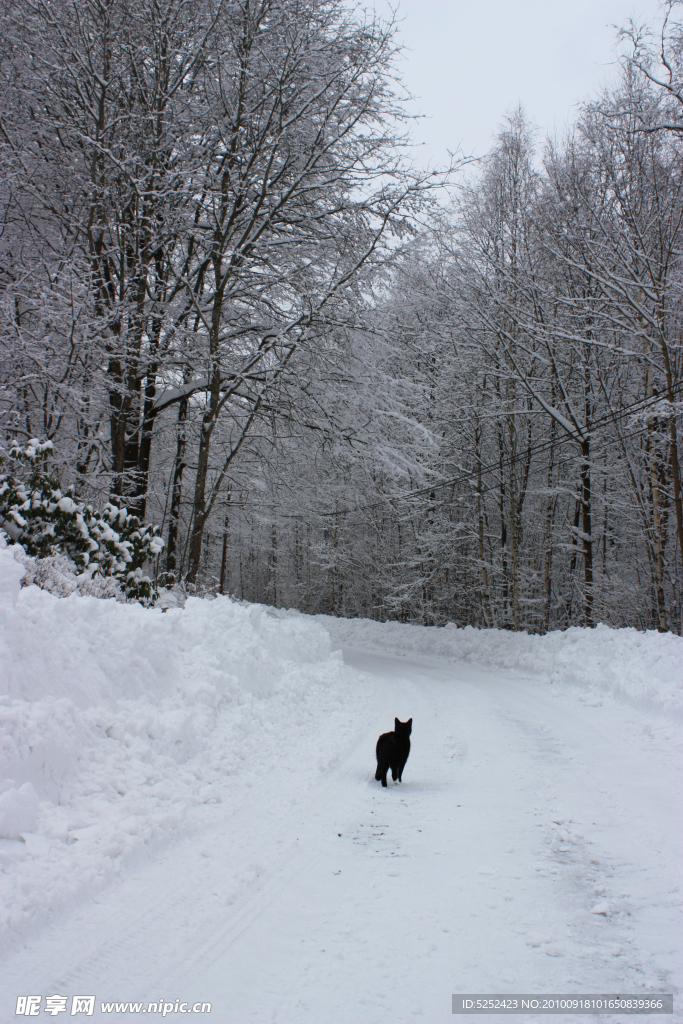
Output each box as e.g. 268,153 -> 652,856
2,0 -> 437,584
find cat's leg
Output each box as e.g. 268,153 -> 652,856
376,752 -> 389,786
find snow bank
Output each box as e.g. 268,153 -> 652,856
0,783 -> 39,840
0,538 -> 345,948
318,615 -> 683,718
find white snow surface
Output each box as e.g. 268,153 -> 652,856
0,538 -> 339,935
1,538 -> 681,1023
316,615 -> 683,719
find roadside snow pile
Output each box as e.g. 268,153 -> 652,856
318,615 -> 683,718
0,538 -> 349,948
0,783 -> 40,840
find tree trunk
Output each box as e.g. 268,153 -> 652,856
644,364 -> 667,630
269,522 -> 278,606
475,417 -> 493,627
498,420 -> 509,622
581,439 -> 593,628
306,523 -> 311,614
131,365 -> 160,522
508,411 -> 520,630
219,511 -> 229,595
186,337 -> 222,584
165,396 -> 188,579
543,411 -> 557,635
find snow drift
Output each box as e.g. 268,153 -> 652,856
0,538 -> 346,948
318,614 -> 683,718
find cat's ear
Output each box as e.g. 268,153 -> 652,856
395,717 -> 400,730
407,718 -> 412,731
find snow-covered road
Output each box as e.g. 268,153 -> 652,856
2,634 -> 680,1024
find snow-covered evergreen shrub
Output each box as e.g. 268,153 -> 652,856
0,440 -> 164,604
11,545 -> 127,601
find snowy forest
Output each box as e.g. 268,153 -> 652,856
2,0 -> 683,635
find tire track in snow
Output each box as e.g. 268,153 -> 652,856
179,654 -> 576,1023
160,694 -> 386,987
485,681 -> 682,1001
164,646 -> 680,1024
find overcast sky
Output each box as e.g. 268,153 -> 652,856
371,0 -> 664,168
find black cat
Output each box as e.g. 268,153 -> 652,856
375,718 -> 412,787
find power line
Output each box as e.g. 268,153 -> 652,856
229,378 -> 683,522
